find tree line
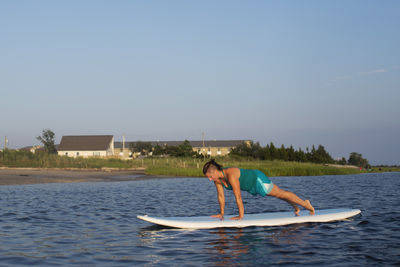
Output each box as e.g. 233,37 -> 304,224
230,141 -> 370,168
130,140 -> 198,158
230,142 -> 333,163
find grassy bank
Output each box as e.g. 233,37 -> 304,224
372,166 -> 400,173
0,150 -> 140,169
0,150 -> 374,177
144,158 -> 367,177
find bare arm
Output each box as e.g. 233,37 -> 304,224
228,172 -> 244,220
211,181 -> 225,219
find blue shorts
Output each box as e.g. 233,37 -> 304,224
253,169 -> 274,196
253,177 -> 274,196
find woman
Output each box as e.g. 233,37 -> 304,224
203,159 -> 315,220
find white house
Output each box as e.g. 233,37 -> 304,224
57,135 -> 114,158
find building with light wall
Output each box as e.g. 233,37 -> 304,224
58,135 -> 114,158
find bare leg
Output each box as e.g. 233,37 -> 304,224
268,185 -> 315,215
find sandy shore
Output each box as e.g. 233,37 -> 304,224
0,168 -> 154,186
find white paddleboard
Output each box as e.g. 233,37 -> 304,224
137,208 -> 361,229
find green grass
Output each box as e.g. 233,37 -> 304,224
144,157 -> 367,177
0,150 -> 140,169
370,166 -> 400,173
0,150 -> 382,177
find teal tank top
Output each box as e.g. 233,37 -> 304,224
221,168 -> 273,196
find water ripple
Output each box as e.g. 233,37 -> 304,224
0,173 -> 399,266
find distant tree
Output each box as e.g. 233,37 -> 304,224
130,141 -> 152,155
252,142 -> 264,159
279,144 -> 288,161
295,148 -> 307,162
308,145 -> 317,162
287,145 -> 296,161
348,152 -> 369,168
269,142 -> 280,159
36,129 -> 57,154
230,141 -> 265,159
230,141 -> 254,158
177,140 -> 196,157
152,145 -> 165,156
164,145 -> 180,156
338,157 -> 347,165
229,140 -> 337,164
314,145 -> 334,163
263,144 -> 272,160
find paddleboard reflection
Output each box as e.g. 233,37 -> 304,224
206,223 -> 315,266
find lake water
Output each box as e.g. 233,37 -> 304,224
0,172 -> 399,266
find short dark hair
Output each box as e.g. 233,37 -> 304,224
203,159 -> 223,174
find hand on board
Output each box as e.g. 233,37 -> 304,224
210,214 -> 224,220
230,216 -> 243,220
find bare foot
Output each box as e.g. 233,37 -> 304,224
293,205 -> 300,216
305,200 -> 315,215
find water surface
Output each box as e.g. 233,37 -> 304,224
0,172 -> 399,266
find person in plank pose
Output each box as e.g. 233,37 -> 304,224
203,159 -> 315,220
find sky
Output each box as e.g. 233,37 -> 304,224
0,1 -> 399,165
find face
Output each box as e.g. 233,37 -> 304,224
205,168 -> 220,181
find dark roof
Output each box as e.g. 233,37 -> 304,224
58,135 -> 113,151
114,140 -> 248,149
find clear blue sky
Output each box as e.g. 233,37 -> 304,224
1,1 -> 399,165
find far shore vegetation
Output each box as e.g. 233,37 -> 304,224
1,150 -> 399,177
1,129 -> 398,177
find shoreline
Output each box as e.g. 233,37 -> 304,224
0,167 -> 159,186
1,166 -> 397,186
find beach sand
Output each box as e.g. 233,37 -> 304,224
0,168 -> 152,186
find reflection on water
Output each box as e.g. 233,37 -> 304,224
0,173 -> 400,266
138,222 -> 317,266
208,228 -> 249,266
269,223 -> 314,246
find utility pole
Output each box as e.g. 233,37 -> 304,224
4,136 -> 8,150
122,135 -> 126,157
202,132 -> 205,160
